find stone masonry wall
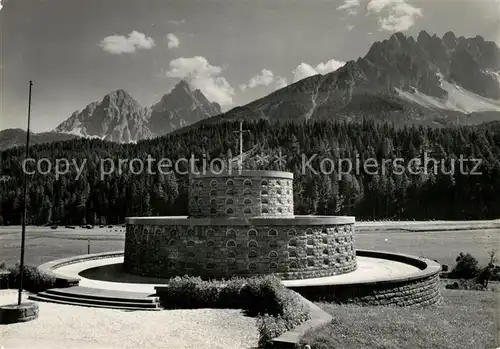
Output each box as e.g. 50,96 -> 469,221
123,222 -> 356,280
288,272 -> 441,307
188,174 -> 293,218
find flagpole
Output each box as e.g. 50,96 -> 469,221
18,80 -> 33,305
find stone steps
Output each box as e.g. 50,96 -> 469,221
29,286 -> 161,311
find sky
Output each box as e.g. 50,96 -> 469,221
0,0 -> 499,132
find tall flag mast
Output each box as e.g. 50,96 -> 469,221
18,81 -> 33,305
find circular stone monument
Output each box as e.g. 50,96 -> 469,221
124,170 -> 357,280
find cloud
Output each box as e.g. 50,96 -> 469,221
240,69 -> 275,91
100,31 -> 155,54
316,59 -> 346,74
366,0 -> 422,32
166,33 -> 180,49
240,69 -> 289,91
167,19 -> 186,25
293,63 -> 319,82
292,59 -> 346,82
337,0 -> 360,15
346,24 -> 355,31
337,0 -> 360,11
337,0 -> 422,32
275,76 -> 288,89
248,69 -> 274,88
165,56 -> 235,107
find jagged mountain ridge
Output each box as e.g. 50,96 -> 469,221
189,30 -> 500,129
54,81 -> 221,143
0,129 -> 78,151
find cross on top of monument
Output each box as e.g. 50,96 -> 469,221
232,121 -> 250,171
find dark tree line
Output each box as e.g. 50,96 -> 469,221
1,119 -> 499,225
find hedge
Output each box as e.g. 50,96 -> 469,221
8,264 -> 58,293
156,275 -> 310,348
0,270 -> 10,289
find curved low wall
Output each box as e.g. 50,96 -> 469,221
287,250 -> 442,307
37,251 -> 124,288
38,249 -> 440,308
124,217 -> 357,280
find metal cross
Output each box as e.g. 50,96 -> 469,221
232,121 -> 250,171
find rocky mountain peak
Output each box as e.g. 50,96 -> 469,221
172,79 -> 191,91
148,81 -> 221,133
54,82 -> 219,143
390,31 -> 408,46
417,30 -> 432,45
442,31 -> 457,49
101,89 -> 140,108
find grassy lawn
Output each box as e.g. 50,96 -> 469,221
355,228 -> 499,266
0,226 -> 124,266
300,283 -> 500,349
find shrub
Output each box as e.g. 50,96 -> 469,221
486,250 -> 500,282
445,279 -> 487,291
8,264 -> 57,293
448,252 -> 480,279
257,314 -> 289,348
240,276 -> 283,316
0,260 -> 6,270
0,270 -> 10,289
158,275 -> 221,308
155,275 -> 310,347
216,277 -> 246,308
490,265 -> 500,281
256,284 -> 310,348
445,281 -> 459,289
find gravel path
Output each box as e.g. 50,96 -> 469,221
0,290 -> 258,349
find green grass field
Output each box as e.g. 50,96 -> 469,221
300,283 -> 500,349
355,228 -> 499,266
0,226 -> 125,266
0,224 -> 498,267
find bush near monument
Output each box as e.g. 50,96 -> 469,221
155,275 -> 310,348
0,261 -> 9,289
448,252 -> 481,279
8,264 -> 57,293
445,251 -> 500,290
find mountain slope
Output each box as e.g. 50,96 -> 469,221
190,31 -> 500,129
54,81 -> 220,143
0,129 -> 78,151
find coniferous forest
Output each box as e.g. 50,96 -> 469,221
1,120 -> 499,225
